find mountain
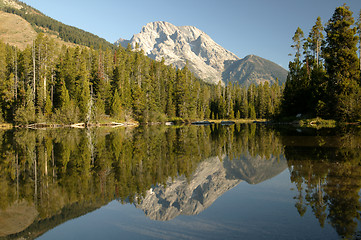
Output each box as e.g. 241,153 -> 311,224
134,153 -> 287,221
114,38 -> 130,48
116,21 -> 288,86
116,21 -> 239,85
0,0 -> 114,50
223,55 -> 288,87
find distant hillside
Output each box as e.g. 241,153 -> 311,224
0,0 -> 114,50
0,10 -> 36,49
222,55 -> 288,86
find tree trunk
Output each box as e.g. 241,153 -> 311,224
359,44 -> 361,71
316,40 -> 319,67
14,48 -> 18,100
44,44 -> 47,102
32,42 -> 36,99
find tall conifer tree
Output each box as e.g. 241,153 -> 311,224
323,4 -> 361,120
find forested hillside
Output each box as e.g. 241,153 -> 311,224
0,0 -> 114,50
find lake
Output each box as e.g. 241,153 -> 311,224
0,124 -> 360,239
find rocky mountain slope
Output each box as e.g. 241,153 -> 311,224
116,21 -> 287,86
135,155 -> 240,221
134,153 -> 287,221
223,55 -> 288,87
116,21 -> 239,85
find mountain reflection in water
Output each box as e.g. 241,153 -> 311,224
135,153 -> 287,221
0,124 -> 360,239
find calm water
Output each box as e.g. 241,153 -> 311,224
0,124 -> 360,240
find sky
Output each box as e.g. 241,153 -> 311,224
19,0 -> 361,70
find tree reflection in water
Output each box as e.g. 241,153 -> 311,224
0,125 -> 360,239
281,127 -> 361,239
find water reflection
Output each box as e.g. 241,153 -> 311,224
135,151 -> 287,221
279,127 -> 361,239
0,125 -> 360,239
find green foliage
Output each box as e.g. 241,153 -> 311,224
54,83 -> 79,124
0,124 -> 287,238
110,89 -> 123,120
210,82 -> 282,120
14,88 -> 35,125
324,5 -> 361,121
0,122 -> 360,238
0,31 -> 284,125
299,117 -> 336,128
281,5 -> 361,122
284,127 -> 361,239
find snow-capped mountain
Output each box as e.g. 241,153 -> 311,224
116,21 -> 287,86
116,21 -> 239,85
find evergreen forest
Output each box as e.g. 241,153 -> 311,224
282,4 -> 361,122
0,35 -> 282,126
1,4 -> 361,125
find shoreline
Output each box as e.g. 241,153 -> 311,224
0,117 -> 356,130
0,119 -> 267,129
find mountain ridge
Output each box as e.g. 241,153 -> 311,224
134,153 -> 287,221
116,21 -> 287,86
1,1 -> 288,86
116,21 -> 240,85
223,55 -> 288,86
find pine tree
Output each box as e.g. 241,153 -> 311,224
44,95 -> 52,118
304,17 -> 327,117
165,68 -> 176,118
248,104 -> 256,119
309,17 -> 324,67
14,88 -> 35,125
241,91 -> 249,119
0,40 -> 6,122
282,27 -> 311,116
111,89 -> 122,120
0,29 -> 231,124
357,10 -> 361,72
323,4 -> 361,121
1,45 -> 17,121
76,51 -> 91,122
131,84 -> 145,122
174,67 -> 189,119
292,27 -> 305,61
56,81 -> 78,124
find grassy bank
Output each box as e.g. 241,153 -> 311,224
299,118 -> 337,128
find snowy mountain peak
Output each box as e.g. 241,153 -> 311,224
115,21 -> 288,86
116,21 -> 239,84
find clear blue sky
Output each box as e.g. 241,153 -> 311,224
20,0 -> 361,69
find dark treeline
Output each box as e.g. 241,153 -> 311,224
282,5 -> 361,121
0,34 -> 283,125
210,81 -> 282,120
